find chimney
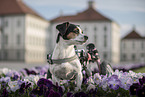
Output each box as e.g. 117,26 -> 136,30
88,0 -> 96,9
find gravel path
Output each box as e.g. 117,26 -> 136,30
0,61 -> 48,71
1,61 -> 144,71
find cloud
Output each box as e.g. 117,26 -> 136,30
97,0 -> 145,13
134,7 -> 145,13
23,0 -> 87,8
24,0 -> 145,13
23,0 -> 145,37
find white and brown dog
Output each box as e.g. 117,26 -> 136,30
49,22 -> 88,90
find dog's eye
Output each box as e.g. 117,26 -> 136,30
75,31 -> 79,34
81,31 -> 83,34
73,29 -> 79,34
67,32 -> 77,39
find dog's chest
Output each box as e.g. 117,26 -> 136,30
50,39 -> 82,80
52,44 -> 75,59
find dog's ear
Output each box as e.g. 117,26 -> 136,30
56,22 -> 70,36
56,33 -> 61,43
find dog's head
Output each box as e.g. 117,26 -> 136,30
56,22 -> 88,45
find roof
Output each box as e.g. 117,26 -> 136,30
0,0 -> 44,19
123,29 -> 144,39
50,7 -> 112,23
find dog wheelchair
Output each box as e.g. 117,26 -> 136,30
47,43 -> 113,78
74,43 -> 114,76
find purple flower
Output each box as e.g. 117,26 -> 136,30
88,88 -> 97,97
82,77 -> 87,84
119,76 -> 133,90
29,92 -> 37,97
57,86 -> 63,96
107,75 -> 121,90
35,66 -> 47,75
47,89 -> 61,97
67,92 -> 73,97
50,82 -> 64,96
1,88 -> 9,97
0,77 -> 11,86
6,71 -> 21,80
93,73 -> 101,85
24,68 -> 37,75
19,82 -> 31,94
99,75 -> 108,91
129,83 -> 141,95
17,80 -> 25,87
19,69 -> 28,76
31,78 -> 55,96
31,86 -> 44,96
139,76 -> 145,86
19,83 -> 26,94
37,78 -> 53,89
13,72 -> 21,80
0,77 -> 11,82
73,92 -> 88,97
136,86 -> 145,97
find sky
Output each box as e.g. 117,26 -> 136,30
23,0 -> 145,37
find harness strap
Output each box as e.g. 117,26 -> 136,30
48,54 -> 78,64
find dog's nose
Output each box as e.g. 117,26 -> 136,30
84,36 -> 88,40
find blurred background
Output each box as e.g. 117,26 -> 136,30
0,0 -> 145,72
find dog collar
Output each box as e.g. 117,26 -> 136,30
47,54 -> 78,64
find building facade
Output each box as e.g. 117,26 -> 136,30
49,0 -> 120,63
121,28 -> 145,63
0,0 -> 122,64
0,0 -> 49,63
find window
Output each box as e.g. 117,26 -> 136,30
132,54 -> 136,61
123,42 -> 126,49
17,51 -> 20,60
4,51 -> 8,60
104,35 -> 107,47
94,27 -> 97,43
122,54 -> 127,61
4,35 -> 8,45
104,26 -> 107,32
132,41 -> 135,49
141,53 -> 144,57
5,20 -> 8,27
94,27 -> 97,31
103,52 -> 107,60
141,41 -> 144,50
17,34 -> 20,45
17,20 -> 21,27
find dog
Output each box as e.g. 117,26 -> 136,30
49,22 -> 88,90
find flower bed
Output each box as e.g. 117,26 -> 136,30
0,66 -> 145,97
113,63 -> 145,72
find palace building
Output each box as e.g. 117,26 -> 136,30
0,0 -> 49,63
49,0 -> 120,63
121,27 -> 145,62
0,0 -> 122,64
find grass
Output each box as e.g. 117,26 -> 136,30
133,66 -> 145,73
